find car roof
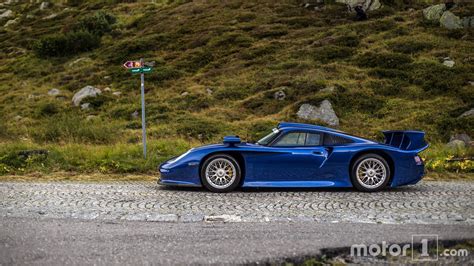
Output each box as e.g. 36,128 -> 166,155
277,122 -> 373,143
277,122 -> 344,134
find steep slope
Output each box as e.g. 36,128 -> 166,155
0,0 -> 472,175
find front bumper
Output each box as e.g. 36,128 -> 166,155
158,161 -> 202,187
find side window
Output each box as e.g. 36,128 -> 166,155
274,132 -> 306,146
305,133 -> 321,146
273,132 -> 322,146
323,134 -> 353,146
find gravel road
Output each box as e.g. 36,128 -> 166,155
1,181 -> 473,224
1,180 -> 473,265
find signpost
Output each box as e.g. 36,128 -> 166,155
123,58 -> 153,159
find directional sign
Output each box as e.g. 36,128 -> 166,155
123,61 -> 142,69
124,58 -> 152,159
129,68 -> 142,74
129,67 -> 153,74
141,67 -> 152,73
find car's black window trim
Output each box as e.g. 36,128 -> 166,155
322,133 -> 354,146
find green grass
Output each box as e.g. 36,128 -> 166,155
0,0 -> 473,178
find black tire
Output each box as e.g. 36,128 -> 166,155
350,153 -> 391,192
200,154 -> 241,193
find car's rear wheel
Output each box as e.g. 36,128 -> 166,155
201,154 -> 241,193
351,153 -> 390,192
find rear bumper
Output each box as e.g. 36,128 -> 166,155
391,163 -> 425,187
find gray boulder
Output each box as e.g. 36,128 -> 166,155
81,103 -> 90,110
459,108 -> 474,118
131,110 -> 139,119
4,18 -> 17,27
450,133 -> 471,146
321,85 -> 335,93
446,139 -> 465,149
39,2 -> 49,10
72,86 -> 101,106
440,11 -> 463,30
423,4 -> 446,21
0,9 -> 13,20
48,88 -> 60,96
336,0 -> 381,11
274,90 -> 286,101
297,100 -> 339,126
442,57 -> 455,68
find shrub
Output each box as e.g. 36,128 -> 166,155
236,12 -> 256,22
240,44 -> 279,60
170,93 -> 212,112
368,68 -> 409,79
313,45 -> 354,63
37,102 -> 60,117
252,24 -> 288,39
356,52 -> 412,69
82,94 -> 113,109
175,116 -> 221,141
33,31 -> 101,57
72,11 -> 116,36
388,40 -> 433,54
333,33 -> 360,47
31,115 -> 121,144
0,120 -> 9,140
214,86 -> 252,100
175,48 -> 213,72
410,62 -> 467,94
208,32 -> 253,48
147,65 -> 182,83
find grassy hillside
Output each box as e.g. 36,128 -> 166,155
0,0 -> 472,177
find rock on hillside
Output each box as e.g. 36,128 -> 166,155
72,86 -> 101,106
440,11 -> 463,29
423,4 -> 446,21
297,100 -> 339,127
336,0 -> 381,11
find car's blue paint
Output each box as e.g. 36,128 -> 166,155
159,122 -> 427,189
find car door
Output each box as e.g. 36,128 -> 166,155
252,131 -> 328,182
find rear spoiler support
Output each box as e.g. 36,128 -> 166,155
383,131 -> 429,153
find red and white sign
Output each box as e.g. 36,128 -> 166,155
123,61 -> 142,69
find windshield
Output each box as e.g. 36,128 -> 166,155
257,128 -> 280,146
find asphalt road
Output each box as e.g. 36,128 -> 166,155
1,217 -> 473,265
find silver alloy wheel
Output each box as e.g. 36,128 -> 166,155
205,158 -> 237,189
356,158 -> 387,189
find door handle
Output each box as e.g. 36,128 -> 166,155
312,150 -> 325,155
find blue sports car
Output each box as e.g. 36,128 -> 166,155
159,122 -> 429,193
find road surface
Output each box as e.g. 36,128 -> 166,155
0,180 -> 473,264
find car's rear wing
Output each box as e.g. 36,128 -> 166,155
383,131 -> 429,153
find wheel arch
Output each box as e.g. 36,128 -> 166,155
349,149 -> 395,184
199,150 -> 246,186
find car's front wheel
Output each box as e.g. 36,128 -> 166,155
351,153 -> 390,192
201,154 -> 241,193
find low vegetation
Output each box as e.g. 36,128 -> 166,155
0,0 -> 472,178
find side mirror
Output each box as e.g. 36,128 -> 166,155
223,136 -> 241,146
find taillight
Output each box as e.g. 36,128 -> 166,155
414,155 -> 423,165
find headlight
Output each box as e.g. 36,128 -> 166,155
167,150 -> 191,164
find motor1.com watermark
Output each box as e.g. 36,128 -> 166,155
350,234 -> 469,261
